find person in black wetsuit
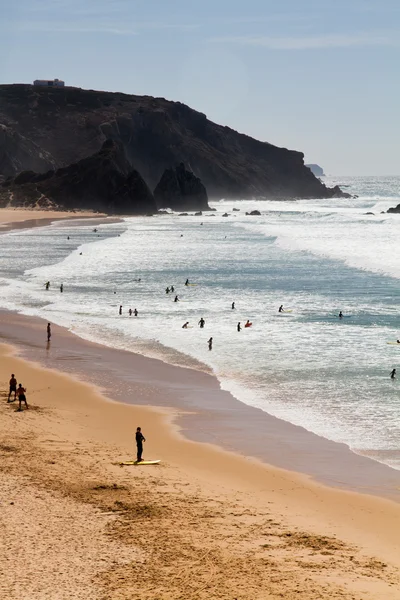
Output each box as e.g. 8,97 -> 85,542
278,305 -> 284,313
198,317 -> 205,328
135,427 -> 146,462
231,302 -> 235,310
237,322 -> 241,332
185,279 -> 189,286
207,337 -> 213,351
339,311 -> 343,319
174,295 -> 179,302
60,283 -> 63,293
119,305 -> 122,315
390,368 -> 396,379
47,323 -> 51,342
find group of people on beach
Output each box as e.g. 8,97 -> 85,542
7,374 -> 28,411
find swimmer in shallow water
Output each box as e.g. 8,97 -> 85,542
339,311 -> 343,318
278,305 -> 284,313
182,322 -> 189,329
390,368 -> 396,379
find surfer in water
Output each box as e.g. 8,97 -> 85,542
171,286 -> 175,293
198,318 -> 205,328
278,305 -> 284,313
245,320 -> 252,328
390,368 -> 396,379
185,278 -> 189,286
119,305 -> 122,315
166,287 -> 170,294
45,281 -> 50,290
231,302 -> 235,310
182,322 -> 189,329
237,322 -> 241,332
60,283 -> 63,293
134,309 -> 138,317
339,311 -> 343,319
174,295 -> 179,302
135,427 -> 146,462
207,337 -> 213,351
129,309 -> 132,316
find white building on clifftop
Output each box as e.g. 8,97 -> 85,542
33,78 -> 65,88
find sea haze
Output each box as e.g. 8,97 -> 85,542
0,176 -> 399,468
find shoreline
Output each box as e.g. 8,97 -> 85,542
1,309 -> 400,502
0,209 -> 399,501
0,208 -> 112,233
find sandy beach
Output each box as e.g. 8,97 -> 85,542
1,332 -> 400,599
0,208 -> 112,233
1,211 -> 400,599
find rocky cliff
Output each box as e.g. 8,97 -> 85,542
0,84 -> 346,200
387,203 -> 400,213
154,163 -> 209,211
0,140 -> 157,214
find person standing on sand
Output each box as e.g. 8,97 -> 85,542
390,368 -> 396,379
47,323 -> 51,342
136,427 -> 146,462
16,384 -> 28,411
8,374 -> 17,402
208,337 -> 213,351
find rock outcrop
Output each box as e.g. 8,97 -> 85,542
0,84 -> 347,200
387,203 -> 400,213
0,140 -> 157,214
306,164 -> 325,177
154,163 -> 209,211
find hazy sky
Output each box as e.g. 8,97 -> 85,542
1,0 -> 399,175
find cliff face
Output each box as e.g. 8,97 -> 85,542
154,163 -> 209,211
0,84 -> 345,200
0,140 -> 157,214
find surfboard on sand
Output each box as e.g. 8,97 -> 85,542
118,460 -> 160,466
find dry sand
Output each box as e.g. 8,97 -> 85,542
1,342 -> 400,600
0,208 -> 109,233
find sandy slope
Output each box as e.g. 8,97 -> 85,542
0,342 -> 399,599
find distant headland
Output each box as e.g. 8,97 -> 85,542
0,84 -> 346,214
306,164 -> 325,177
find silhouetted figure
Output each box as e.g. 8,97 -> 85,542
339,311 -> 343,319
198,318 -> 205,328
182,322 -> 189,329
45,281 -> 50,290
16,384 -> 28,411
136,427 -> 146,462
237,322 -> 241,332
390,368 -> 396,379
129,309 -> 132,316
47,323 -> 51,342
60,283 -> 63,293
174,295 -> 179,303
8,374 -> 17,403
208,337 -> 213,351
279,305 -> 284,313
134,309 -> 138,317
119,305 -> 122,315
231,302 -> 235,310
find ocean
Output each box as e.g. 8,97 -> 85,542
0,175 -> 399,469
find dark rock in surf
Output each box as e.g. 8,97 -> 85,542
246,210 -> 261,216
154,163 -> 210,212
387,203 -> 400,213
